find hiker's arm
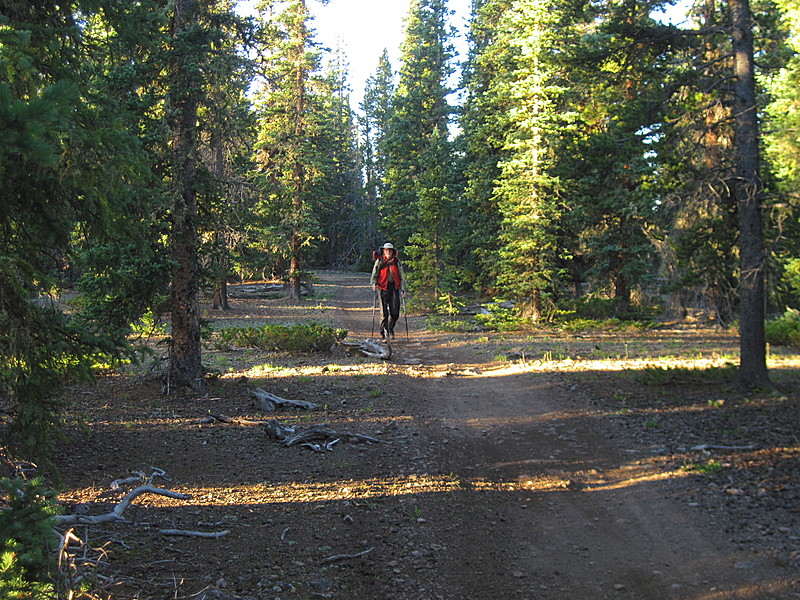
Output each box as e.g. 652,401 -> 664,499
369,261 -> 379,287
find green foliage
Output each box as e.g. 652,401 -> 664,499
74,241 -> 172,336
434,293 -> 466,318
473,305 -> 528,332
557,317 -> 651,333
681,460 -> 724,475
383,0 -> 456,251
0,0 -> 172,461
215,322 -> 347,352
783,258 -> 800,300
765,308 -> 800,346
553,297 -> 657,331
0,478 -> 60,597
0,272 -> 109,461
424,315 -> 476,333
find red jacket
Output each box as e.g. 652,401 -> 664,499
374,257 -> 402,290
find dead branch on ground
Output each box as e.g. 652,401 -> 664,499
338,339 -> 392,360
264,420 -> 383,451
251,387 -> 318,412
56,469 -> 191,526
320,547 -> 374,564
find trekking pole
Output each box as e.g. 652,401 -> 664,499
401,293 -> 409,340
371,290 -> 377,339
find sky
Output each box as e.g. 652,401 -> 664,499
236,0 -> 473,110
235,0 -> 687,111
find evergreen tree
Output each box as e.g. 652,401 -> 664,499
475,0 -> 570,318
731,0 -> 769,386
657,0 -> 742,324
252,0 -> 327,299
0,0 -> 170,456
168,0 -> 206,391
360,50 -> 395,257
458,0 -> 510,293
316,47 -> 364,267
557,0 -> 671,313
384,0 -> 458,299
763,0 -> 800,306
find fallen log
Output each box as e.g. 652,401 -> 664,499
337,339 -> 391,360
264,420 -> 383,450
206,413 -> 266,426
251,387 -> 318,412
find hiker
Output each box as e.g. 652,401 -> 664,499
370,242 -> 407,340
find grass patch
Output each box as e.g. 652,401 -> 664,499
681,460 -> 724,475
633,363 -> 737,385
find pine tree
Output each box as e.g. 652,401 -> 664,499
479,0 -> 570,319
556,0 -> 672,313
384,0 -> 458,299
252,0 -> 327,298
458,0 -> 510,293
731,0 -> 769,386
0,0 -> 172,455
763,0 -> 800,306
360,50 -> 395,256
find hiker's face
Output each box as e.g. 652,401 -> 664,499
383,249 -> 393,258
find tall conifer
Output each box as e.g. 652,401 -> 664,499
385,0 -> 457,299
253,0 -> 325,299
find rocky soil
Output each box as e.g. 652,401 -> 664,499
16,270 -> 800,599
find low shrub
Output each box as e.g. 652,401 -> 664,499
473,305 -> 529,332
216,322 -> 347,352
0,477 -> 60,598
425,315 -> 476,333
765,308 -> 800,346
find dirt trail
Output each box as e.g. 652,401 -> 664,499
323,270 -> 796,599
52,270 -> 798,600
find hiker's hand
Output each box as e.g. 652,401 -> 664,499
401,291 -> 406,298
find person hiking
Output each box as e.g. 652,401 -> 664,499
370,242 -> 407,340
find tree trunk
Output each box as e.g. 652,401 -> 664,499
212,277 -> 229,311
168,0 -> 205,392
210,113 -> 230,311
730,0 -> 769,387
287,1 -> 307,302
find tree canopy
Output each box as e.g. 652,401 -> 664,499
2,0 -> 798,457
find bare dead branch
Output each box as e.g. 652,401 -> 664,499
320,547 -> 374,564
338,339 -> 392,359
55,484 -> 192,526
160,529 -> 231,539
251,387 -> 318,411
264,420 -> 383,449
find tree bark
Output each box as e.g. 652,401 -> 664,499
211,122 -> 230,311
169,0 -> 205,392
730,0 -> 769,387
287,0 -> 308,302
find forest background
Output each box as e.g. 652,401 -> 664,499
2,0 -> 800,547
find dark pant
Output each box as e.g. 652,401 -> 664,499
379,287 -> 401,335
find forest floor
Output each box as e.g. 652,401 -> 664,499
42,270 -> 800,599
